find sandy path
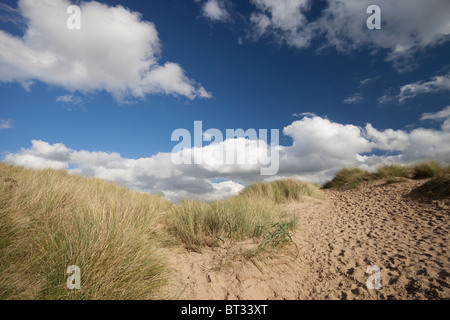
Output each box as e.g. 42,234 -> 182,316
165,180 -> 450,300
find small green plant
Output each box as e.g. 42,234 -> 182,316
242,222 -> 298,260
258,222 -> 297,248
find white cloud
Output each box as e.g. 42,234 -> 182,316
280,116 -> 373,175
4,107 -> 450,200
421,105 -> 450,120
359,77 -> 377,87
56,94 -> 82,105
249,0 -> 313,48
4,140 -> 71,169
202,0 -> 229,22
343,93 -> 363,104
365,124 -> 410,151
248,0 -> 450,70
364,109 -> 450,163
0,0 -> 211,101
343,77 -> 378,104
0,118 -> 12,129
398,71 -> 450,102
378,72 -> 450,104
292,112 -> 317,118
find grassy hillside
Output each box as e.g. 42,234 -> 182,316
0,163 -> 170,299
2,159 -> 445,300
0,164 -> 323,299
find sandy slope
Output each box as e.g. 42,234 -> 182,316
165,179 -> 450,300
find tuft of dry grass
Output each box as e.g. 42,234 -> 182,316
165,196 -> 297,252
166,179 -> 323,252
322,168 -> 371,190
412,160 -> 445,179
323,161 -> 450,190
374,164 -> 413,180
237,179 -> 324,203
0,163 -> 171,300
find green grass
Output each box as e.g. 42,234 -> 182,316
166,179 -> 324,256
0,163 -> 171,300
1,165 -> 323,299
323,161 -> 450,190
3,158 -> 447,299
323,168 -> 371,190
412,160 -> 445,179
166,195 -> 297,252
374,164 -> 413,180
237,179 -> 325,203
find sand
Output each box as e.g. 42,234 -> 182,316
165,179 -> 450,300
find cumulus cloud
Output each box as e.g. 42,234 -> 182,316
4,107 -> 450,201
4,140 -> 71,169
280,116 -> 373,175
3,139 -> 245,202
201,0 -> 230,22
249,0 -> 313,48
0,0 -> 211,101
365,124 -> 410,151
247,0 -> 450,70
364,109 -> 450,162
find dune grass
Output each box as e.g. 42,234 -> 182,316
323,161 -> 450,190
166,196 -> 297,252
374,164 -> 413,180
237,179 -> 325,203
1,164 -> 322,299
3,158 -> 446,299
166,179 -> 323,252
323,168 -> 371,190
412,160 -> 446,179
0,163 -> 170,300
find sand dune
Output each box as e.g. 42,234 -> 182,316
166,179 -> 450,300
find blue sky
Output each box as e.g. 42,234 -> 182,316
0,0 -> 449,201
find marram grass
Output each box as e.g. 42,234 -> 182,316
323,160 -> 450,190
166,196 -> 297,251
0,163 -> 170,300
0,164 -> 323,299
166,179 -> 324,252
237,179 -> 325,203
